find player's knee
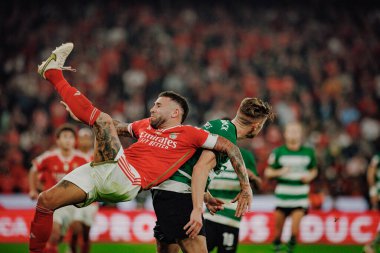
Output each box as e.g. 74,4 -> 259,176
37,191 -> 56,210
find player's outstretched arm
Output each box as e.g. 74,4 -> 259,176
212,136 -> 252,217
185,150 -> 219,238
112,119 -> 133,138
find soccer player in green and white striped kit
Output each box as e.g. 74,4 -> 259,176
265,122 -> 318,253
204,145 -> 262,253
363,152 -> 380,253
152,98 -> 273,253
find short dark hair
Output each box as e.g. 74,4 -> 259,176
239,98 -> 275,121
158,91 -> 189,123
55,123 -> 77,138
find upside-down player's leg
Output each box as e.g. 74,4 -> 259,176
31,43 -> 123,253
39,43 -> 121,163
29,180 -> 87,253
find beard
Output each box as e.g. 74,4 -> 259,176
150,116 -> 165,129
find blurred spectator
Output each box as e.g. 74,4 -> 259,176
0,0 -> 380,200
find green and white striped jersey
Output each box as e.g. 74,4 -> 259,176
204,147 -> 258,228
268,145 -> 317,209
153,119 -> 237,193
370,153 -> 380,196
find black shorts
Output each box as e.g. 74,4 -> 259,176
275,206 -> 308,217
205,219 -> 239,253
151,189 -> 206,244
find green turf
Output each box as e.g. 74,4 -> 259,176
0,243 -> 374,253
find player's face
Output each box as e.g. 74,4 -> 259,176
149,97 -> 179,129
56,130 -> 76,151
245,117 -> 267,139
284,123 -> 303,145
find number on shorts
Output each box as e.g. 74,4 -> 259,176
222,232 -> 234,247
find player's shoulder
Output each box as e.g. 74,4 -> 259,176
132,118 -> 150,128
203,119 -> 232,130
35,149 -> 59,161
130,118 -> 150,128
179,124 -> 203,131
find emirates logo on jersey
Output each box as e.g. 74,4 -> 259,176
169,133 -> 178,139
139,131 -> 177,149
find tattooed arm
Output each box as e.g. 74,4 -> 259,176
212,136 -> 253,217
112,119 -> 133,138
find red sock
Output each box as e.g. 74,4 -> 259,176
45,69 -> 101,126
70,233 -> 78,253
81,241 -> 90,253
29,205 -> 54,253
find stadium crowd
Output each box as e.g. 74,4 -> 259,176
1,1 -> 380,203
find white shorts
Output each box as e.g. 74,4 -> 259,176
73,203 -> 99,226
63,148 -> 141,207
53,205 -> 76,235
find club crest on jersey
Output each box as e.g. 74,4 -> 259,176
169,133 -> 178,139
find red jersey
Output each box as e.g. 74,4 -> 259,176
33,149 -> 88,190
124,118 -> 218,189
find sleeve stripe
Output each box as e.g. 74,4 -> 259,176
127,123 -> 135,138
202,134 -> 218,149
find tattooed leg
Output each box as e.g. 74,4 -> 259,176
37,180 -> 87,210
92,113 -> 122,163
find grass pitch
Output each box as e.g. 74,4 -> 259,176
0,243 -> 371,253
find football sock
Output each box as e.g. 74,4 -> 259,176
45,69 -> 101,126
70,233 -> 78,253
82,226 -> 91,253
29,205 -> 54,253
273,237 -> 281,252
82,240 -> 90,253
287,235 -> 297,253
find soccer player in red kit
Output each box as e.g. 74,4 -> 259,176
29,43 -> 252,253
28,124 -> 88,253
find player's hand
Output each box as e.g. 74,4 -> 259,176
231,184 -> 252,217
205,196 -> 225,215
301,176 -> 311,184
29,190 -> 39,200
184,209 -> 203,239
60,101 -> 80,122
281,167 -> 290,175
